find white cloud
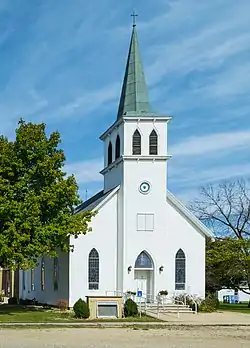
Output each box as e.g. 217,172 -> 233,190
64,158 -> 103,184
49,83 -> 120,120
170,130 -> 250,157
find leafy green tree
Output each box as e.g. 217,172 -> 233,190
191,180 -> 250,297
0,120 -> 94,269
205,237 -> 250,294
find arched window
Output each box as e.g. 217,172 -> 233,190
88,248 -> 99,290
149,129 -> 158,155
41,257 -> 45,291
135,251 -> 154,269
108,142 -> 112,165
115,135 -> 120,159
53,257 -> 59,291
31,268 -> 35,291
175,249 -> 186,290
132,129 -> 141,155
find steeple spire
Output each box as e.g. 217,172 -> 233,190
117,13 -> 151,120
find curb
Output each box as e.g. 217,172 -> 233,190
0,322 -> 250,328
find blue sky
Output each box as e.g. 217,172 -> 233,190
1,0 -> 250,203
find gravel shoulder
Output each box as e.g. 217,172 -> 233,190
0,327 -> 250,347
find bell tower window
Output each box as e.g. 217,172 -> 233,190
132,129 -> 141,155
149,129 -> 158,155
108,141 -> 112,165
115,135 -> 120,159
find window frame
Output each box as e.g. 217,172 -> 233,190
31,268 -> 35,291
115,134 -> 121,160
88,248 -> 99,290
108,141 -> 113,165
132,129 -> 141,155
41,257 -> 45,291
149,129 -> 158,155
175,249 -> 186,290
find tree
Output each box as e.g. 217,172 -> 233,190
205,237 -> 250,294
0,120 -> 95,269
191,180 -> 250,295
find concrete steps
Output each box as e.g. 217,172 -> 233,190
144,303 -> 193,314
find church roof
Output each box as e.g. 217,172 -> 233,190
75,186 -> 119,213
117,23 -> 152,120
166,191 -> 214,238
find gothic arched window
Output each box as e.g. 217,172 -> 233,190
132,129 -> 141,155
53,257 -> 59,291
149,129 -> 158,155
115,135 -> 120,160
41,257 -> 45,291
108,141 -> 112,165
31,268 -> 35,291
175,249 -> 186,290
135,251 -> 154,269
88,248 -> 99,290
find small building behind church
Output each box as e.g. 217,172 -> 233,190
19,22 -> 213,308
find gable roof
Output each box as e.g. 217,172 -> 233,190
166,190 -> 214,238
75,186 -> 119,214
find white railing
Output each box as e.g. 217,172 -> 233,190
105,291 -> 195,318
184,293 -> 198,314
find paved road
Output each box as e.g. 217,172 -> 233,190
0,327 -> 249,348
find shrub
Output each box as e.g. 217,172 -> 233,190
56,299 -> 69,311
198,294 -> 219,313
0,290 -> 5,302
174,293 -> 194,306
19,298 -> 38,306
8,297 -> 19,305
73,298 -> 90,319
124,298 -> 138,317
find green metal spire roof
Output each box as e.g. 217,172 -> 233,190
117,24 -> 151,120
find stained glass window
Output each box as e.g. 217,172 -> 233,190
41,257 -> 45,291
53,257 -> 59,291
175,249 -> 186,290
31,269 -> 35,291
135,251 -> 153,269
88,248 -> 99,290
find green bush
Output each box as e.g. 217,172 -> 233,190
124,298 -> 138,317
8,297 -> 19,305
198,294 -> 219,312
73,298 -> 90,319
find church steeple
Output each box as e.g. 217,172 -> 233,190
117,15 -> 151,120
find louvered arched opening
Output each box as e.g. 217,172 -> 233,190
88,248 -> 99,290
115,135 -> 121,159
132,129 -> 141,155
149,129 -> 158,155
175,249 -> 186,290
108,141 -> 113,165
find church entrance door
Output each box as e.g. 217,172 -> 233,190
134,251 -> 154,303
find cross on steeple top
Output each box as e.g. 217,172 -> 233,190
131,10 -> 138,27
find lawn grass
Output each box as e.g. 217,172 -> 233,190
219,302 -> 250,314
0,305 -> 160,323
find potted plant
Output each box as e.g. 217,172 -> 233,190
159,290 -> 168,296
126,291 -> 136,299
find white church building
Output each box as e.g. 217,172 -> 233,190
19,23 -> 213,307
